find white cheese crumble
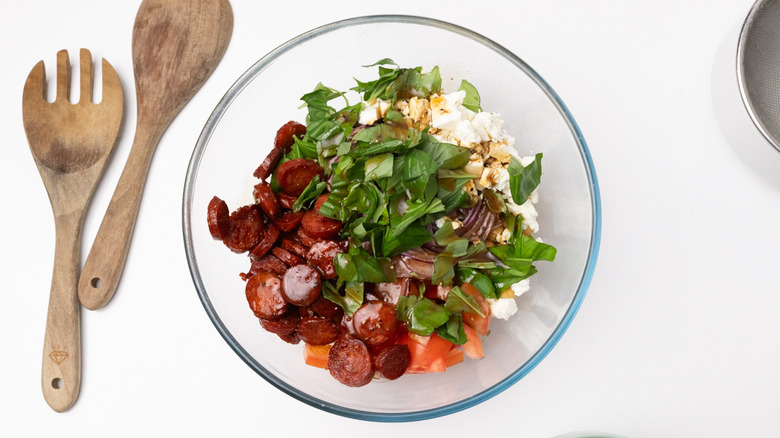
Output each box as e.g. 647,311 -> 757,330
487,297 -> 518,320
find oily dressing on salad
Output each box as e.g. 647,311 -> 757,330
206,59 -> 556,387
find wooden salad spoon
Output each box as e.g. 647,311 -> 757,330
23,49 -> 124,412
78,0 -> 233,310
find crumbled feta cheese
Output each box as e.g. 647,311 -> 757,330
487,297 -> 518,320
511,279 -> 531,297
464,154 -> 484,176
358,98 -> 391,125
430,91 -> 470,131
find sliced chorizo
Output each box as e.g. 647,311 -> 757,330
253,147 -> 283,181
249,222 -> 280,260
306,240 -> 343,280
245,272 -> 288,319
297,316 -> 340,346
259,306 -> 300,335
373,344 -> 411,380
223,205 -> 264,253
253,182 -> 281,219
276,158 -> 324,196
352,301 -> 397,346
277,192 -> 298,210
274,121 -> 307,153
297,226 -> 319,248
309,296 -> 344,323
328,335 -> 374,387
281,264 -> 321,305
277,331 -> 300,345
301,209 -> 342,240
280,238 -> 309,258
273,211 -> 304,232
273,246 -> 303,267
248,254 -> 289,278
207,196 -> 231,240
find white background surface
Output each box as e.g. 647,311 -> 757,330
2,1 -> 778,436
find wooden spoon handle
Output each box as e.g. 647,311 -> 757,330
78,129 -> 160,310
42,212 -> 82,412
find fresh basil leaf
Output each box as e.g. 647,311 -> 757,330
365,153 -> 394,180
397,295 -> 451,336
323,281 -> 363,316
435,314 -> 467,345
391,197 -> 444,236
458,79 -> 482,113
291,175 -> 326,213
444,286 -> 485,317
456,268 -> 497,299
419,134 -> 470,169
516,234 -> 557,261
508,153 -> 543,206
402,149 -> 438,199
380,222 -> 432,257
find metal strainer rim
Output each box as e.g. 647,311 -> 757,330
737,0 -> 780,153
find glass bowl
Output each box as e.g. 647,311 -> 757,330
183,15 -> 601,422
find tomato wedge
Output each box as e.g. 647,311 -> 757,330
399,332 -> 454,374
445,346 -> 464,367
461,324 -> 485,359
303,343 -> 331,369
460,283 -> 492,336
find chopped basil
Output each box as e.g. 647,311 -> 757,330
397,295 -> 450,336
508,153 -> 543,206
291,175 -> 326,212
458,79 -> 482,113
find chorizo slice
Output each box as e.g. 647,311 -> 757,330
245,272 -> 288,319
274,211 -> 304,233
247,254 -> 288,278
297,226 -> 319,248
253,182 -> 281,219
259,306 -> 300,335
301,209 -> 342,240
352,301 -> 398,346
328,335 -> 374,387
281,264 -> 321,305
223,205 -> 264,253
309,296 -> 344,323
249,222 -> 280,261
297,316 -> 340,346
274,121 -> 307,153
253,147 -> 283,181
277,331 -> 300,345
273,246 -> 304,267
280,238 -> 309,258
275,158 -> 324,196
373,344 -> 411,381
306,240 -> 343,280
277,192 -> 298,210
207,196 -> 231,240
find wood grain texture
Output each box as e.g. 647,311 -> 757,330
78,0 -> 233,310
23,49 -> 124,412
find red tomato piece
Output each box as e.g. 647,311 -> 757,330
460,283 -> 492,336
461,324 -> 485,360
303,343 -> 331,369
399,332 -> 453,374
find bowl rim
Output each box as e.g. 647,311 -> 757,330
182,14 -> 602,422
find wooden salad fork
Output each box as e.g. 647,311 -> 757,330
22,49 -> 123,412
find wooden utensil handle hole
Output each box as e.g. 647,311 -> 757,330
51,378 -> 62,389
90,277 -> 101,288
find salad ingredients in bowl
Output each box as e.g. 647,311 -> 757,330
206,59 -> 556,387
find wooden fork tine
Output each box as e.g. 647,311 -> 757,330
56,50 -> 70,103
99,58 -> 122,107
79,49 -> 93,104
23,61 -> 47,102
